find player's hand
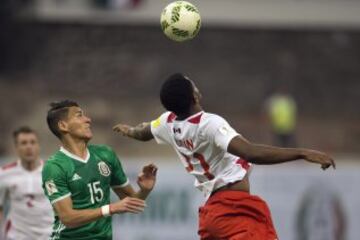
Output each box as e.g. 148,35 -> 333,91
302,150 -> 336,170
137,164 -> 158,192
113,123 -> 133,137
110,197 -> 146,214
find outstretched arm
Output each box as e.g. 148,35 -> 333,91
113,122 -> 154,141
53,196 -> 146,228
113,164 -> 158,200
228,135 -> 335,170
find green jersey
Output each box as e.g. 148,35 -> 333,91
42,144 -> 129,240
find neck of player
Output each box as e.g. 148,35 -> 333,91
178,105 -> 203,120
61,136 -> 88,160
20,159 -> 41,171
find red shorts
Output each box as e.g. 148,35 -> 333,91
198,191 -> 278,240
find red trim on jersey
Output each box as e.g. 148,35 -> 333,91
236,158 -> 250,170
194,153 -> 215,180
167,113 -> 177,123
4,220 -> 12,237
1,162 -> 18,170
181,154 -> 194,172
188,113 -> 203,124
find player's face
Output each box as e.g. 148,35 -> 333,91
63,107 -> 93,141
15,133 -> 40,163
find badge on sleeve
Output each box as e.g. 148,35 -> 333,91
151,117 -> 161,128
219,125 -> 230,135
45,180 -> 58,196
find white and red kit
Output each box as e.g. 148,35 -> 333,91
151,111 -> 278,240
150,111 -> 251,199
0,161 -> 53,240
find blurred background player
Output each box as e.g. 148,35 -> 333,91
113,73 -> 335,240
265,86 -> 298,147
43,100 -> 157,240
0,126 -> 53,240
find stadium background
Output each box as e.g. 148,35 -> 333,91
0,0 -> 359,239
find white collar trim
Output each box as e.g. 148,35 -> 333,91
60,147 -> 90,163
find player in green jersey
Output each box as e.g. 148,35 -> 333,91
42,100 -> 157,240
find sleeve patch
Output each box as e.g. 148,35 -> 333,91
45,180 -> 58,196
219,125 -> 231,135
151,117 -> 161,128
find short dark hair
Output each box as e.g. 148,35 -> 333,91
47,100 -> 79,139
160,73 -> 194,116
13,126 -> 36,142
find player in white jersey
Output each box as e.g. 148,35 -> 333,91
0,127 -> 53,240
113,73 -> 335,240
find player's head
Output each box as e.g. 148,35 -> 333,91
160,73 -> 202,116
13,126 -> 40,163
47,100 -> 93,142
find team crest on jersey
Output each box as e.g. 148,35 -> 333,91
98,161 -> 111,177
219,125 -> 230,135
45,180 -> 58,196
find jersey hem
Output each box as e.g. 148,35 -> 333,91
111,179 -> 130,189
51,193 -> 72,204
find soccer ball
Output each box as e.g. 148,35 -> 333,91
160,1 -> 201,42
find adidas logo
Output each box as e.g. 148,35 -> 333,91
71,173 -> 82,181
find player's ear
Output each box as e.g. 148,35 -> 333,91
193,90 -> 201,104
58,120 -> 68,134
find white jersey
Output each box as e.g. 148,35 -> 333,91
0,161 -> 53,240
151,111 -> 251,199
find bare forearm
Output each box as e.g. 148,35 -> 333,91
60,208 -> 103,228
228,136 -> 335,169
246,144 -> 305,164
228,137 -> 305,164
113,122 -> 153,141
134,189 -> 152,200
114,185 -> 153,201
128,123 -> 153,141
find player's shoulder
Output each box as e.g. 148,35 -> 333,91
201,112 -> 227,125
157,111 -> 175,123
0,161 -> 19,176
88,144 -> 114,154
44,151 -> 71,171
88,144 -> 116,161
1,161 -> 18,171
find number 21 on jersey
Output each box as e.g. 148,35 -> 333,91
181,153 -> 215,180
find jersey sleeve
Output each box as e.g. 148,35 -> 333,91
150,112 -> 172,145
108,149 -> 129,189
205,115 -> 240,151
42,162 -> 71,205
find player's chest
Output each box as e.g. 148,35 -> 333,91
7,171 -> 44,199
67,158 -> 111,193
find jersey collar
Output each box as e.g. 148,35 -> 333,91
181,111 -> 204,124
172,111 -> 204,123
60,147 -> 90,163
187,111 -> 204,124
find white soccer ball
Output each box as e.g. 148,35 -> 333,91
160,1 -> 201,42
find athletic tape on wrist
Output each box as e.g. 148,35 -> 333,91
101,205 -> 111,217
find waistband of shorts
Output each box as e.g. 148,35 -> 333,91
206,190 -> 252,205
